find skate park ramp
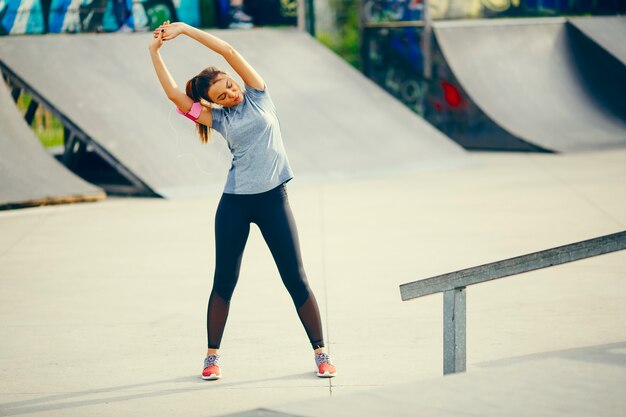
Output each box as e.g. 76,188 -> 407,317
569,16 -> 626,66
0,29 -> 467,198
0,83 -> 104,209
433,18 -> 626,153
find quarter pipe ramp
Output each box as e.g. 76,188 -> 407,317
0,83 -> 104,209
433,18 -> 626,153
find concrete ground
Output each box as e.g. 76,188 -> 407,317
264,343 -> 626,417
0,150 -> 625,416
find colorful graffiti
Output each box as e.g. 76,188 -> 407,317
361,0 -> 626,22
365,26 -> 426,113
362,0 -> 425,22
0,0 -> 297,34
0,0 -> 187,34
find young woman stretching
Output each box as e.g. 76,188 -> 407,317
148,21 -> 337,380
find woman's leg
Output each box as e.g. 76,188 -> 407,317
254,186 -> 325,349
207,194 -> 250,350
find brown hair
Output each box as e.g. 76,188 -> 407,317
184,66 -> 227,144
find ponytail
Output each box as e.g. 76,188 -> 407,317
185,77 -> 210,144
184,66 -> 228,144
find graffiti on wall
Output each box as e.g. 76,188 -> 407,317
362,0 -> 425,22
0,0 -> 298,34
0,0 -> 190,34
362,0 -> 626,22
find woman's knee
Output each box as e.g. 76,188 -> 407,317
286,278 -> 311,308
212,274 -> 238,302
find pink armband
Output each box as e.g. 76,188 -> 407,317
176,101 -> 202,122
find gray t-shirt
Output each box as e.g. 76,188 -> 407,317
211,85 -> 293,194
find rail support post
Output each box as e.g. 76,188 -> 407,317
443,286 -> 466,374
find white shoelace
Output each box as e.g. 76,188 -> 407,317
204,354 -> 221,368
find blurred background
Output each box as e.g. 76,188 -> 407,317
2,0 -> 625,198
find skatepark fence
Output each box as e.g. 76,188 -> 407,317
399,230 -> 626,375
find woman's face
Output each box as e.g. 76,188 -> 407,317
207,74 -> 243,107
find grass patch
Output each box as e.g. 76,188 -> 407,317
16,92 -> 64,149
316,0 -> 361,69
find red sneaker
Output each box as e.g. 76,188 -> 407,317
315,352 -> 337,378
201,354 -> 221,380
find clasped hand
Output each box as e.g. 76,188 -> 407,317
149,20 -> 184,52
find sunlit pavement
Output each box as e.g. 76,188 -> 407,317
1,150 -> 625,416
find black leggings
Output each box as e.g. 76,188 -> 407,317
207,182 -> 325,350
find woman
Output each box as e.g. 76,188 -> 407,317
148,21 -> 337,380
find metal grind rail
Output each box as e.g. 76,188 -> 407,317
399,231 -> 626,375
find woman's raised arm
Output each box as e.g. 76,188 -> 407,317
160,22 -> 265,91
148,29 -> 194,111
